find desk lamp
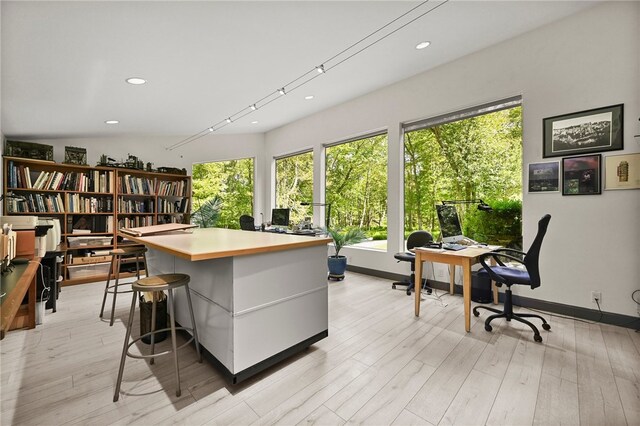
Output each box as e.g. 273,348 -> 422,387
441,199 -> 493,212
300,202 -> 332,229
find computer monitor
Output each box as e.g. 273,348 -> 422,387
271,208 -> 290,227
436,204 -> 463,243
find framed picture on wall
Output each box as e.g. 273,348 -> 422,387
528,161 -> 559,193
543,104 -> 623,158
562,154 -> 601,195
605,152 -> 640,190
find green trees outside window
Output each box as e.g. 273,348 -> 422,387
275,151 -> 313,226
404,106 -> 523,247
325,134 -> 388,250
192,158 -> 254,229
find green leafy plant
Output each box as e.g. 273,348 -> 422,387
191,196 -> 222,228
327,228 -> 367,258
463,199 -> 522,248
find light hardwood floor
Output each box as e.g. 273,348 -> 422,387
1,272 -> 639,425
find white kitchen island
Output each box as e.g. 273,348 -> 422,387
122,228 -> 332,383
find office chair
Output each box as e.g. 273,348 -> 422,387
473,214 -> 551,342
239,215 -> 256,231
392,231 -> 433,296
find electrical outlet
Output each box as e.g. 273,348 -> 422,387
591,291 -> 602,304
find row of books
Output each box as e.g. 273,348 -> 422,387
156,180 -> 188,197
118,199 -> 155,213
118,175 -> 155,195
6,162 -> 114,192
68,195 -> 114,213
158,198 -> 190,213
117,215 -> 154,228
157,214 -> 186,224
7,193 -> 64,213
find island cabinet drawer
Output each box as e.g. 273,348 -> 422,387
232,244 -> 328,313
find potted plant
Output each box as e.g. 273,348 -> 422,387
327,228 -> 367,280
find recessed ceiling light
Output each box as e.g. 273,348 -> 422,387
251,121 -> 259,124
415,41 -> 431,50
105,120 -> 119,124
126,77 -> 146,85
305,95 -> 314,100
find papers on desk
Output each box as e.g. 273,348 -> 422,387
119,223 -> 197,237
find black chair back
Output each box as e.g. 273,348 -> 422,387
406,231 -> 433,251
239,215 -> 256,231
523,214 -> 551,288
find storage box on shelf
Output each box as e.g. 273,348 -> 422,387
2,156 -> 191,286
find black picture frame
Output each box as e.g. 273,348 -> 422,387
543,104 -> 623,158
562,154 -> 601,195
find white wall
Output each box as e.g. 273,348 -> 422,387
33,133 -> 267,219
264,1 -> 640,316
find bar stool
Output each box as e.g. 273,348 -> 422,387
99,246 -> 148,326
113,273 -> 202,402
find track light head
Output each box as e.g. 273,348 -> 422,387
226,118 -> 232,123
250,104 -> 257,111
278,87 -> 286,95
208,127 -> 213,132
316,65 -> 325,74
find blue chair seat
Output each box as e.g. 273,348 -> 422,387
478,266 -> 530,286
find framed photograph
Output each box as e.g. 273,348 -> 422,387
562,154 -> 601,195
528,161 -> 559,193
543,104 -> 623,158
605,152 -> 640,190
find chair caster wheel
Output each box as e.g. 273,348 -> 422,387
534,334 -> 543,343
473,310 -> 480,317
406,290 -> 412,296
485,324 -> 493,332
392,284 -> 396,289
542,323 -> 551,331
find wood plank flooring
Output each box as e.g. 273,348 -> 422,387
1,272 -> 638,425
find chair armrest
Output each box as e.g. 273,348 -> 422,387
479,251 -> 526,283
491,248 -> 526,258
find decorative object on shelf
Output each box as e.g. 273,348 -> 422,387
98,154 -> 117,167
562,154 -> 601,195
528,161 -> 560,193
4,140 -> 54,161
124,154 -> 144,170
146,162 -> 154,172
326,228 -> 367,280
157,166 -> 187,175
604,152 -> 640,190
64,146 -> 88,165
543,104 -> 623,158
97,153 -> 146,170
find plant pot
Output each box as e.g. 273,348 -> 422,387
328,255 -> 347,278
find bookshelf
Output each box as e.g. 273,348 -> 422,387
2,156 -> 191,285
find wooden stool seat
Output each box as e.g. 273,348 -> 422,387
134,273 -> 189,289
100,245 -> 148,326
113,273 -> 202,402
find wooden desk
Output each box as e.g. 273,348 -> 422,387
414,246 -> 497,332
1,259 -> 40,339
121,228 -> 332,383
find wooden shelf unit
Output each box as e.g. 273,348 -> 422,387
2,156 -> 191,285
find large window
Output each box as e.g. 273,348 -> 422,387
325,133 -> 388,250
275,151 -> 313,226
192,158 -> 254,229
404,99 -> 523,247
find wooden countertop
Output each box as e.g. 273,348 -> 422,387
1,258 -> 40,339
119,228 -> 332,261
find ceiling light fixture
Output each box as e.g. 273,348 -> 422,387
105,120 -> 119,124
251,121 -> 259,124
305,95 -> 314,100
168,0 -> 449,151
125,77 -> 146,85
208,127 -> 214,132
415,41 -> 431,49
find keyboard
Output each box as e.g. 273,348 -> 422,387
442,242 -> 467,251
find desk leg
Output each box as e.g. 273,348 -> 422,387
463,260 -> 472,332
28,273 -> 36,330
449,264 -> 455,295
415,255 -> 423,317
490,257 -> 499,305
